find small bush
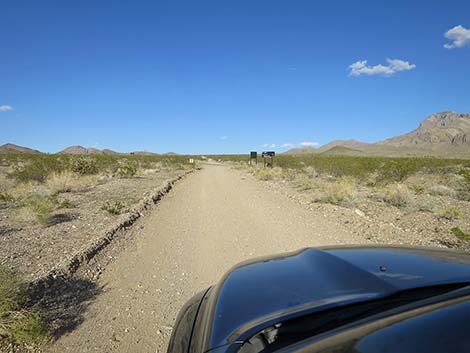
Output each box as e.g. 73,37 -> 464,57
410,184 -> 425,195
115,164 -> 138,178
428,185 -> 457,198
0,266 -> 48,345
69,158 -> 98,175
451,227 -> 470,241
45,171 -> 98,194
303,166 -> 317,178
320,178 -> 357,207
295,174 -> 317,190
417,202 -> 434,213
439,206 -> 461,220
101,201 -> 125,215
0,192 -> 14,204
58,198 -> 72,209
22,192 -> 58,225
254,167 -> 283,181
380,183 -> 412,208
8,158 -> 63,183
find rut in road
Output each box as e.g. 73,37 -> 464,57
48,164 -> 366,353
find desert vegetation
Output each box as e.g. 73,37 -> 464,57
0,266 -> 48,349
0,153 -> 193,226
0,153 -> 194,350
229,154 -> 470,248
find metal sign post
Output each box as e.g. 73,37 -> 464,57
250,151 -> 258,165
262,151 -> 275,168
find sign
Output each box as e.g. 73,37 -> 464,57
250,151 -> 257,159
262,151 -> 275,158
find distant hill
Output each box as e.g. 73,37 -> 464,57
102,149 -> 119,154
59,146 -> 103,154
319,146 -> 364,156
130,151 -> 159,155
377,112 -> 470,147
285,112 -> 470,158
316,139 -> 369,153
0,143 -> 41,154
283,147 -> 317,155
285,139 -> 369,155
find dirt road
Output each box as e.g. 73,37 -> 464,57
49,164 -> 366,353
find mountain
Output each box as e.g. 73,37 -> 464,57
283,146 -> 317,155
319,146 -> 364,156
376,112 -> 470,147
285,140 -> 369,155
316,139 -> 369,153
0,143 -> 41,154
59,146 -> 103,154
285,112 -> 470,158
102,149 -> 119,154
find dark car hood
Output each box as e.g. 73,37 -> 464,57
205,245 -> 470,350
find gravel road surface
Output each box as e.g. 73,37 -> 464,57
48,164 -> 367,353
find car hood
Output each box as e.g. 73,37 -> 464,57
205,245 -> 470,349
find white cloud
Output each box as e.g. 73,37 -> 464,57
300,141 -> 319,147
444,25 -> 470,49
349,58 -> 416,77
281,143 -> 295,148
0,105 -> 13,112
219,136 -> 228,140
262,143 -> 276,148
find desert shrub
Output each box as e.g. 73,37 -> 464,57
303,166 -> 317,178
215,154 -> 470,184
380,183 -> 412,208
295,174 -> 317,190
281,168 -> 297,181
21,192 -> 58,225
0,192 -> 14,204
45,171 -> 75,194
58,198 -> 72,209
8,182 -> 40,201
45,171 -> 99,194
417,202 -> 434,213
428,185 -> 457,198
0,266 -> 48,346
451,227 -> 470,241
101,201 -> 125,215
409,184 -> 425,195
8,157 -> 64,183
439,206 -> 461,220
69,158 -> 98,175
319,177 -> 357,207
115,164 -> 138,178
254,167 -> 283,181
456,168 -> 470,201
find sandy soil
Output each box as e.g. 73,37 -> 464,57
47,164 -> 368,353
0,168 -> 184,281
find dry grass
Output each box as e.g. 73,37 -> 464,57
428,185 -> 457,198
295,173 -> 318,191
439,206 -> 461,220
45,171 -> 99,194
254,167 -> 283,181
0,266 -> 48,346
451,227 -> 470,241
8,182 -> 40,200
379,183 -> 412,208
319,177 -> 357,207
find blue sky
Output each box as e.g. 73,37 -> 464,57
1,0 -> 470,154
